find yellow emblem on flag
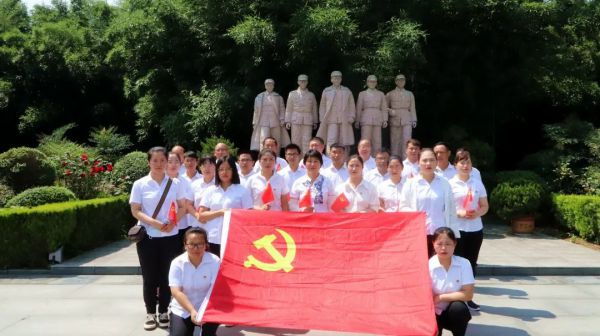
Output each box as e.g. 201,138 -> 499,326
244,228 -> 296,273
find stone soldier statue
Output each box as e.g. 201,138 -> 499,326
285,74 -> 318,154
316,71 -> 356,152
386,74 -> 417,157
355,75 -> 388,152
250,78 -> 290,150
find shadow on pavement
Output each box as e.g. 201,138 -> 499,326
480,305 -> 556,322
467,323 -> 530,336
476,286 -> 528,298
224,326 -> 310,336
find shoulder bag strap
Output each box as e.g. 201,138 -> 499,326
151,178 -> 173,219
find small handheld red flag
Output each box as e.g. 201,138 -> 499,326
275,163 -> 282,172
168,201 -> 177,224
298,188 -> 313,208
331,192 -> 350,212
261,182 -> 275,204
462,187 -> 474,210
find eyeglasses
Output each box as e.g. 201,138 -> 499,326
218,168 -> 233,173
186,243 -> 206,249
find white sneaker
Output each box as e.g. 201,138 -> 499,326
144,314 -> 157,331
157,312 -> 170,328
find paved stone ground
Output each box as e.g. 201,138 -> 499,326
1,275 -> 598,336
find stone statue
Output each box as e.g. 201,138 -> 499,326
285,74 -> 318,154
316,71 -> 356,152
355,75 -> 387,152
386,74 -> 417,157
250,79 -> 290,150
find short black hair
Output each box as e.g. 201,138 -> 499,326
147,146 -> 167,161
432,227 -> 457,244
285,143 -> 301,154
303,149 -> 323,165
184,151 -> 198,160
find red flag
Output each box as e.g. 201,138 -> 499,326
275,163 -> 281,172
261,181 -> 275,204
298,188 -> 312,208
330,192 -> 350,212
201,210 -> 435,335
168,201 -> 177,224
462,187 -> 474,210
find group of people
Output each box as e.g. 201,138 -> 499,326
129,135 -> 489,336
252,71 -> 417,159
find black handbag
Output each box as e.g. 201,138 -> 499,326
127,178 -> 173,243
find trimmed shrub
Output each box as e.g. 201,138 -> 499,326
0,183 -> 15,207
200,136 -> 238,157
553,194 -> 600,244
0,147 -> 57,192
111,151 -> 148,194
6,186 -> 77,208
490,181 -> 544,222
0,197 -> 130,268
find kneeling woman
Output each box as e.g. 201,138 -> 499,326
429,227 -> 474,336
169,227 -> 220,336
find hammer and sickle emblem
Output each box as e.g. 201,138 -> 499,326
244,229 -> 296,273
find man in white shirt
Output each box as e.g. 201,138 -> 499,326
434,142 -> 457,180
357,139 -> 376,172
321,143 -> 348,183
171,145 -> 187,176
365,148 -> 390,185
253,137 -> 289,173
181,151 -> 202,184
213,142 -> 231,161
307,136 -> 332,168
237,150 -> 256,187
402,138 -> 421,179
279,143 -> 306,191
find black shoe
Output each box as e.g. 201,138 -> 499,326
467,300 -> 480,311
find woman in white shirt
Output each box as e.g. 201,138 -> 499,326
197,156 -> 252,257
129,147 -> 188,331
400,148 -> 459,257
334,155 -> 379,213
189,156 -> 216,228
429,227 -> 474,336
169,227 -> 220,336
289,150 -> 336,212
167,152 -> 195,246
247,148 -> 289,211
449,150 -> 489,311
378,155 -> 404,212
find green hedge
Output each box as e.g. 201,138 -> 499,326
6,186 -> 77,208
0,196 -> 130,268
553,194 -> 600,244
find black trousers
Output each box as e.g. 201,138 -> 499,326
436,301 -> 472,336
456,230 -> 483,276
136,234 -> 181,314
170,313 -> 219,336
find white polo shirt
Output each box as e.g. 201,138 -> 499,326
364,169 -> 390,186
175,175 -> 194,231
129,175 -> 186,238
399,174 -> 459,237
168,252 -> 221,319
362,156 -> 376,172
189,178 -> 215,228
239,170 -> 256,188
335,179 -> 379,213
435,164 -> 457,180
377,178 -> 405,212
278,165 -> 306,191
289,174 -> 336,213
199,184 -> 252,244
449,176 -> 487,232
429,255 -> 474,315
402,159 -> 420,179
247,173 -> 289,211
321,164 -> 349,182
181,171 -> 202,184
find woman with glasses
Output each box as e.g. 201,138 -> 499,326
334,155 -> 379,213
247,148 -> 289,211
129,147 -> 188,331
429,227 -> 474,336
197,156 -> 252,256
378,155 -> 405,212
289,150 -> 336,212
399,148 -> 459,257
169,227 -> 221,336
